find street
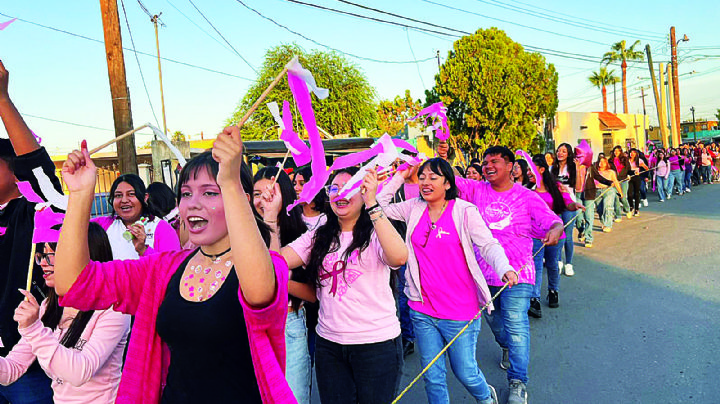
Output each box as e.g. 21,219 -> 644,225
313,182 -> 720,404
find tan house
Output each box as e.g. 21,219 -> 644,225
551,111 -> 649,157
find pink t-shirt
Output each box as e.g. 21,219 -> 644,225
288,230 -> 400,344
403,183 -> 420,200
533,189 -> 570,240
302,213 -> 327,231
457,180 -> 562,287
409,201 -> 479,321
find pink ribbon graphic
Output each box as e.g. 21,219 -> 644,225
319,260 -> 346,296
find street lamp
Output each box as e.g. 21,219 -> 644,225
690,106 -> 696,143
677,34 -> 689,45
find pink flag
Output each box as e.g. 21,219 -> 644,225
515,150 -> 540,183
17,181 -> 44,203
575,140 -> 594,167
268,101 -> 312,166
32,207 -> 65,243
0,18 -> 16,31
410,102 -> 450,140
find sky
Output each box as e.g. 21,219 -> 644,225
0,0 -> 718,155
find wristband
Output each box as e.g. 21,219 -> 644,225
365,202 -> 380,211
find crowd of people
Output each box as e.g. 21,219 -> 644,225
0,57 -> 718,404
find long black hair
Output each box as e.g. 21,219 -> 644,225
306,167 -> 374,290
176,151 -> 271,246
533,154 -> 567,215
551,143 -> 577,186
254,167 -> 310,312
292,165 -> 327,214
146,182 -> 177,218
514,159 -> 531,187
108,174 -> 157,219
40,222 -> 112,348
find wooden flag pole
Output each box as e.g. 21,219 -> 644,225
236,66 -> 289,130
89,124 -> 149,155
269,149 -> 292,188
25,243 -> 36,299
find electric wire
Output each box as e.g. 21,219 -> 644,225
22,113 -> 115,132
404,28 -> 426,89
165,0 -> 234,54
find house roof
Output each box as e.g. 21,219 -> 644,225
597,112 -> 627,131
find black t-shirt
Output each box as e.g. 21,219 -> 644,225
0,148 -> 58,356
156,255 -> 261,404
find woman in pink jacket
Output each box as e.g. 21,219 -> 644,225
52,127 -> 295,404
0,222 -> 131,403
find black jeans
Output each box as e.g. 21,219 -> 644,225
627,176 -> 642,212
315,335 -> 403,404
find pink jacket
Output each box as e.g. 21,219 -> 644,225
0,302 -> 130,404
377,174 -> 514,313
59,250 -> 295,404
92,216 -> 181,256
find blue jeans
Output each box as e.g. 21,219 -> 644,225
700,165 -> 711,183
598,188 -> 616,228
656,175 -> 668,201
484,283 -> 533,384
396,265 -> 414,342
667,169 -> 684,195
285,307 -> 311,404
559,210 -> 576,265
577,197 -> 597,243
410,310 -> 493,404
532,239 -> 561,298
0,365 -> 53,404
614,181 -> 630,217
684,170 -> 692,190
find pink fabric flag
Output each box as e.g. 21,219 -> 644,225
0,18 -> 16,31
267,101 -> 312,166
410,102 -> 450,140
515,150 -> 540,183
32,207 -> 65,243
392,139 -> 418,154
17,181 -> 44,203
331,135 -> 400,201
575,140 -> 593,167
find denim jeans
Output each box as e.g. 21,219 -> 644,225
684,170 -> 692,190
315,335 -> 403,404
667,169 -> 684,195
577,197 -> 596,243
410,310 -> 493,404
285,307 -> 312,404
640,177 -> 647,199
700,165 -> 711,183
0,365 -> 53,404
484,283 -> 533,384
656,175 -> 668,201
396,264 -> 415,342
597,188 -> 616,228
559,210 -> 576,265
615,181 -> 630,217
532,239 -> 561,298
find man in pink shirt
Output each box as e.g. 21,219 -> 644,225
455,146 -> 563,404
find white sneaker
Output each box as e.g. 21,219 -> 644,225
642,199 -> 648,207
558,261 -> 564,272
564,264 -> 575,277
686,188 -> 691,193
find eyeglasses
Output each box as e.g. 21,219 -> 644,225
324,184 -> 341,196
35,252 -> 55,266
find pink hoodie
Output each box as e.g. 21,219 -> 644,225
0,302 -> 130,404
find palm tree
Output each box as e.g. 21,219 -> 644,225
589,67 -> 620,112
602,40 -> 645,114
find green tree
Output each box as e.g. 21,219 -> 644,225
172,130 -> 187,142
715,108 -> 720,122
602,40 -> 644,114
376,90 -> 422,137
431,28 -> 558,153
588,67 -> 620,112
229,44 -> 377,140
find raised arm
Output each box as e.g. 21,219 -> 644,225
362,168 -> 407,268
214,127 -> 275,307
465,205 -> 517,285
0,61 -> 39,155
376,172 -> 413,222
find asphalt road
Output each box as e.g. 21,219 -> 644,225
312,182 -> 720,404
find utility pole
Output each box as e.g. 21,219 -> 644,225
691,106 -> 696,143
613,81 -> 617,114
151,14 -> 168,139
658,63 -> 669,148
646,45 -> 662,131
670,27 -> 682,144
99,0 -> 138,175
667,62 -> 679,147
436,50 -> 441,70
640,87 -> 647,147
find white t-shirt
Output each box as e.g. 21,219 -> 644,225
106,217 -> 160,260
288,230 -> 400,345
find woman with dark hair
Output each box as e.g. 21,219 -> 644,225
595,156 -> 624,231
280,166 -> 408,404
627,149 -> 648,217
465,163 -> 483,181
654,149 -> 671,202
666,148 -> 685,198
94,174 -> 180,259
53,127 -> 295,403
544,152 -> 555,168
550,143 -> 577,276
253,166 -> 312,404
609,145 -> 631,220
512,159 -> 530,187
377,157 -> 517,404
292,166 -> 327,231
526,155 -> 584,317
0,222 -> 131,403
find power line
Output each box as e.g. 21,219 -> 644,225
0,12 -> 254,80
234,0 -> 435,64
165,0 -> 234,54
22,113 -> 115,131
120,0 -> 161,128
186,0 -> 258,74
404,28 -> 426,90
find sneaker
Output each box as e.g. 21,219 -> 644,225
634,210 -> 639,217
585,243 -> 593,248
614,218 -> 622,223
626,211 -> 633,218
659,199 -> 665,202
667,195 -> 671,200
480,384 -> 498,404
602,227 -> 612,233
508,379 -> 528,404
642,199 -> 648,207
548,289 -> 559,308
402,339 -> 414,358
528,298 -> 542,319
499,348 -> 510,370
578,236 -> 586,244
564,263 -> 575,277
686,188 -> 691,193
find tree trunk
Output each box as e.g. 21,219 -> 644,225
602,85 -> 608,112
621,59 -> 628,114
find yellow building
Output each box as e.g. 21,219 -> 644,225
551,111 -> 649,157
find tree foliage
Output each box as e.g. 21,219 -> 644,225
588,67 -> 620,112
228,44 -> 377,140
172,131 -> 187,142
431,28 -> 558,154
602,40 -> 644,114
376,90 -> 422,137
715,108 -> 720,122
